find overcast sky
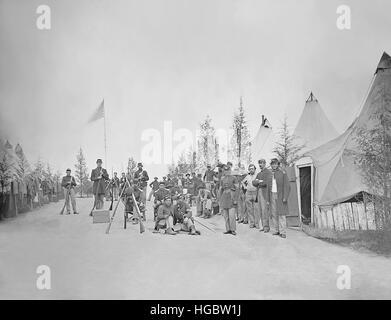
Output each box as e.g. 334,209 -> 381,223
0,0 -> 390,178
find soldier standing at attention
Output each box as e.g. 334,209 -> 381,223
90,159 -> 109,212
219,164 -> 238,235
253,159 -> 272,233
269,158 -> 290,239
148,177 -> 160,201
242,164 -> 260,229
203,164 -> 215,191
61,169 -> 78,214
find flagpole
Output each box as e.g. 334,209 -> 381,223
103,99 -> 107,168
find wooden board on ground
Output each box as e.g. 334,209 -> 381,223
93,209 -> 110,223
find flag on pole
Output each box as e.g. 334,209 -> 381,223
88,99 -> 105,123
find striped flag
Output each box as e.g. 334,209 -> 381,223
88,99 -> 105,123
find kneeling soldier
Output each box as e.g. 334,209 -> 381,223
173,195 -> 199,235
154,196 -> 176,235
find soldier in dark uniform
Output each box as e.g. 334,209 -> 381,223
61,169 -> 78,214
90,159 -> 109,212
170,180 -> 182,199
153,182 -> 170,221
203,164 -> 216,191
119,172 -> 127,196
111,172 -> 120,201
133,162 -> 149,204
123,178 -> 146,223
154,195 -> 176,235
165,174 -> 174,190
219,164 -> 238,235
269,158 -> 290,239
173,195 -> 199,235
253,159 -> 272,233
148,177 -> 160,201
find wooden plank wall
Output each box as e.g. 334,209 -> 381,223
314,201 -> 381,231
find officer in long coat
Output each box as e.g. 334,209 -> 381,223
90,159 -> 109,211
269,158 -> 290,238
219,164 -> 238,235
253,159 -> 272,233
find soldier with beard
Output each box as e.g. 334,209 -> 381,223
90,159 -> 109,211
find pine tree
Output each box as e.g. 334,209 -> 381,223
74,148 -> 88,197
273,115 -> 304,167
167,149 -> 198,176
0,151 -> 12,193
354,87 -> 391,229
231,97 -> 251,168
33,158 -> 46,179
197,115 -> 217,172
127,157 -> 137,175
15,144 -> 31,179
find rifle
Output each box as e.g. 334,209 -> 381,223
132,192 -> 145,234
125,176 -> 145,234
109,180 -> 114,211
193,217 -> 213,233
60,183 -> 72,215
105,182 -> 127,234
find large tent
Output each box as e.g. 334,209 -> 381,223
305,52 -> 391,207
251,115 -> 276,164
293,92 -> 338,152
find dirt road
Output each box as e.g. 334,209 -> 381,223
1,198 -> 390,299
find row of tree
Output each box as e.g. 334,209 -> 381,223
168,97 -> 303,175
0,142 -> 94,198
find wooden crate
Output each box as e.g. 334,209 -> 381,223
93,210 -> 110,223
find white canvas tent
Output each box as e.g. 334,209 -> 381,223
251,115 -> 276,164
293,92 -> 338,152
297,52 -> 391,230
307,52 -> 391,206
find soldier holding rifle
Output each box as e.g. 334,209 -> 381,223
61,169 -> 78,214
133,162 -> 149,204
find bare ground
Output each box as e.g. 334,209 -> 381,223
1,198 -> 391,299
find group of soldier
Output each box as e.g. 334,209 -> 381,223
61,156 -> 291,239
219,158 -> 291,239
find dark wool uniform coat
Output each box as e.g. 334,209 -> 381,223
134,169 -> 149,188
254,167 -> 272,203
272,168 -> 291,216
154,188 -> 170,204
91,167 -> 109,195
219,173 -> 238,209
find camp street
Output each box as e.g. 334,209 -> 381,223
1,198 -> 391,299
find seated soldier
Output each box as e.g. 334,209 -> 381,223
153,182 -> 170,221
173,195 -> 200,235
154,196 -> 176,235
